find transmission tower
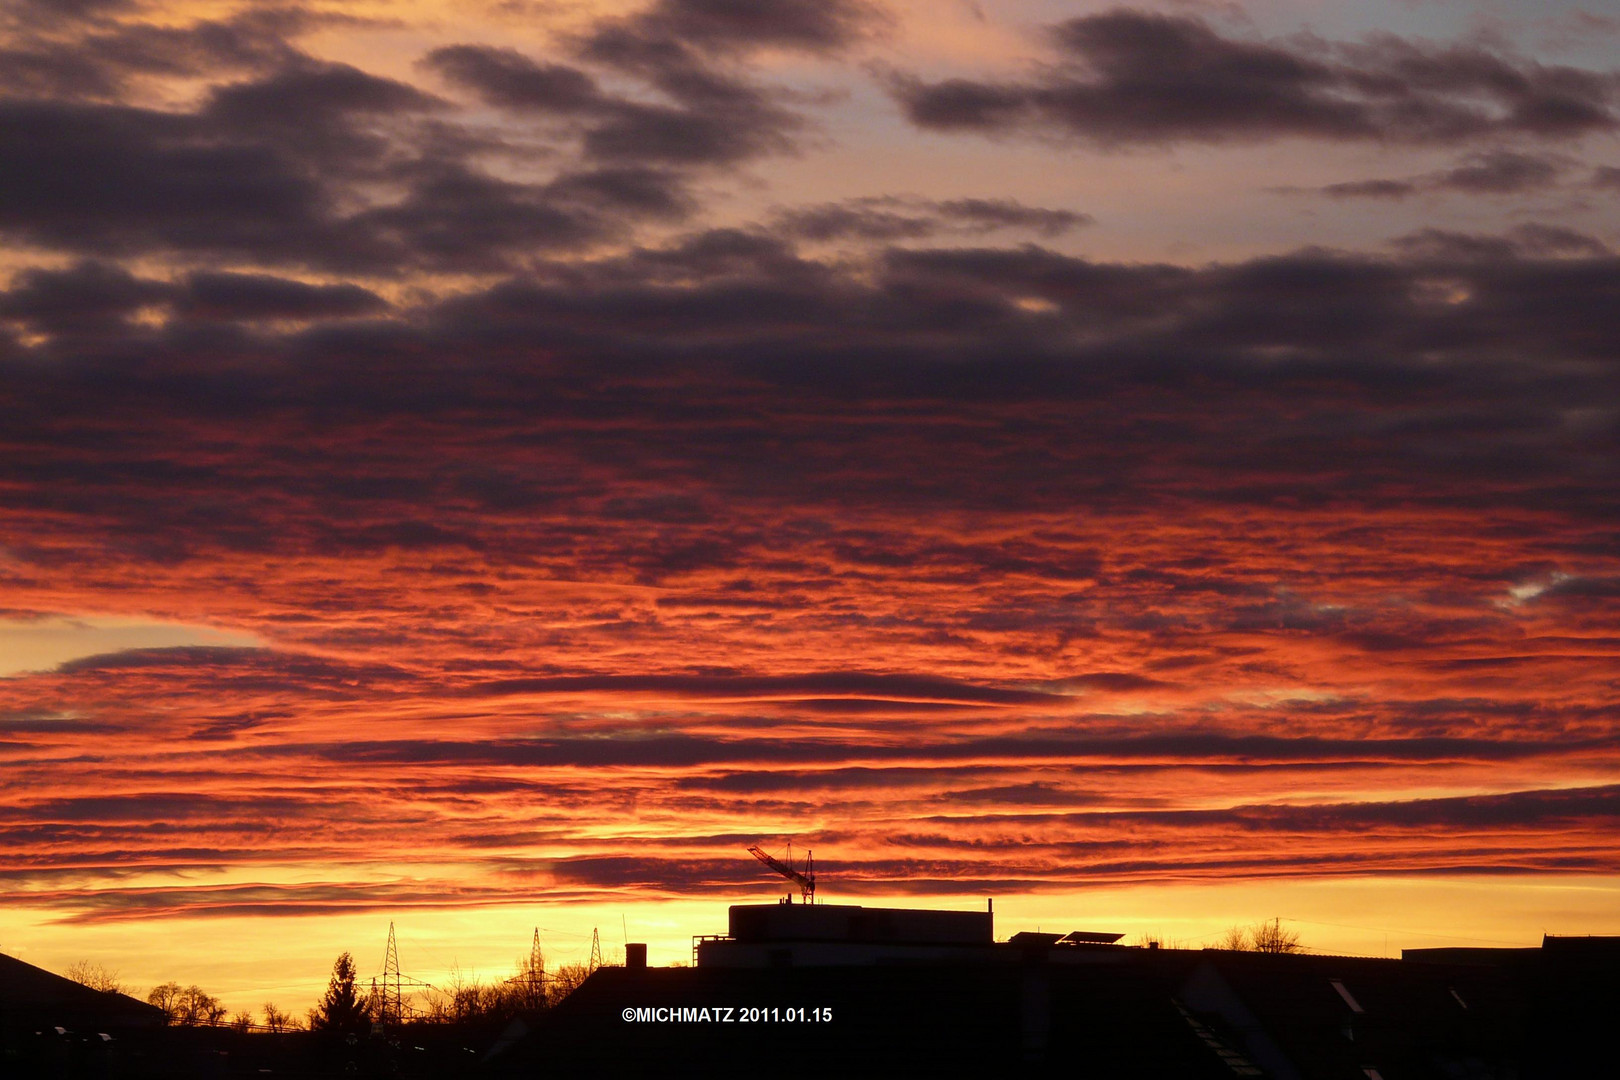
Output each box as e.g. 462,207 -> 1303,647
526,928 -> 545,1008
589,927 -> 603,973
380,921 -> 403,1027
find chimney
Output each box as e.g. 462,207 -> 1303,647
625,943 -> 648,970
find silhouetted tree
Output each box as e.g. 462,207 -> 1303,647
1220,919 -> 1303,953
147,982 -> 184,1021
262,1002 -> 299,1033
179,985 -> 228,1026
1134,933 -> 1181,950
1250,917 -> 1302,954
66,960 -> 125,994
147,982 -> 226,1025
310,952 -> 369,1034
421,965 -> 519,1024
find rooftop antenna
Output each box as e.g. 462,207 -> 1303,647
748,840 -> 815,904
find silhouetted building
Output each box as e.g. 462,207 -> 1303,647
0,950 -> 165,1033
1,950 -> 165,1077
1405,935 -> 1620,1079
487,905 -> 1607,1078
695,901 -> 998,966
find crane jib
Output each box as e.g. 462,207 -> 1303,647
747,844 -> 816,903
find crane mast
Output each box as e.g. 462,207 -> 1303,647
748,842 -> 815,903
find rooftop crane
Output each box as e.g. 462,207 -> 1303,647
748,842 -> 815,904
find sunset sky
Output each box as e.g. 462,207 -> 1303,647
3,0 -> 1619,1017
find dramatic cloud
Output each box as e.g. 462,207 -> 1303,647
891,10 -> 1619,146
0,76 -> 684,271
0,6 -> 326,100
1,0 -> 1616,1000
4,228 -> 1617,920
424,27 -> 821,168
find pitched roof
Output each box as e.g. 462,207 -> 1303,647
0,951 -> 165,1028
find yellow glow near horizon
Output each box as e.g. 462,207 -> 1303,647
8,876 -> 1620,1018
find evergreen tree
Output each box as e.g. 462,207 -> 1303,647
311,951 -> 369,1033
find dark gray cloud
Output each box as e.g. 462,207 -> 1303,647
937,782 -> 1112,807
350,164 -> 620,271
541,166 -> 694,219
178,271 -> 389,322
0,711 -> 119,734
937,784 -> 1620,834
422,45 -> 609,113
7,229 -> 1616,567
0,75 -> 672,272
1440,150 -> 1567,193
1535,574 -> 1620,605
0,262 -> 387,335
774,196 -> 1089,242
0,260 -> 170,335
9,0 -> 861,224
425,39 -> 804,167
0,99 -> 334,262
53,647 -> 419,700
1321,178 -> 1419,199
470,671 -> 1064,705
200,61 -> 441,157
304,732 -> 1610,770
0,792 -> 315,824
1322,150 -> 1570,200
940,198 -> 1090,236
0,7 -> 324,99
585,0 -> 885,57
1390,223 -> 1610,260
571,0 -> 876,164
890,9 -> 1619,146
6,0 -> 136,22
677,766 -> 991,793
581,92 -> 798,165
